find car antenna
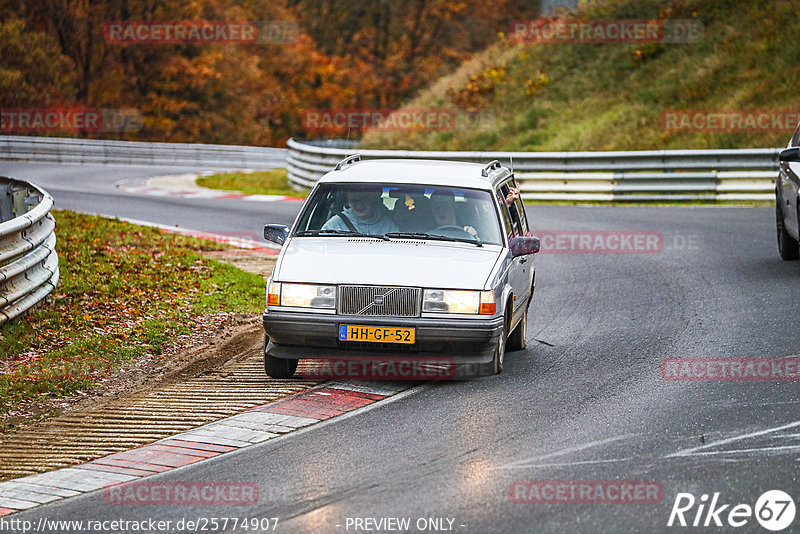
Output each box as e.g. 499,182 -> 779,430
344,127 -> 351,159
510,156 -> 514,173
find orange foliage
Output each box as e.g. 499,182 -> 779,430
0,0 -> 537,144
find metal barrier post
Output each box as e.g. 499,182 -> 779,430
0,183 -> 12,223
11,187 -> 25,216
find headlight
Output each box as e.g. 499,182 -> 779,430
423,289 -> 495,315
268,282 -> 336,309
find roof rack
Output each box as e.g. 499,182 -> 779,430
335,154 -> 361,171
481,160 -> 502,177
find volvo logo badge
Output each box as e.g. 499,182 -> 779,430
357,288 -> 397,315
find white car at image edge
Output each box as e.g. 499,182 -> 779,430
777,121 -> 800,260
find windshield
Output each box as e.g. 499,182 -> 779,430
293,182 -> 504,245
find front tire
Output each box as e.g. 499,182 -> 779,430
776,199 -> 799,261
264,338 -> 299,379
507,308 -> 527,352
492,315 -> 508,375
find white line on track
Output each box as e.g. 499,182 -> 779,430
495,457 -> 635,469
666,420 -> 800,458
491,434 -> 636,470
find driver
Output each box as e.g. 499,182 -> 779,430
429,189 -> 478,238
323,186 -> 398,234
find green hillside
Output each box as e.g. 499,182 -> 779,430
360,0 -> 799,151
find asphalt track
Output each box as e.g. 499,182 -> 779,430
2,161 -> 799,533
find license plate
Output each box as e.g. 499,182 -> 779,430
339,325 -> 415,344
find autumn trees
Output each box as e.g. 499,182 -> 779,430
0,0 -> 538,145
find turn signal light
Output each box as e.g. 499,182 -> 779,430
479,291 -> 496,315
267,282 -> 281,306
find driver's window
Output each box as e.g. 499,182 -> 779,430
496,188 -> 514,237
498,183 -> 522,236
509,178 -> 528,233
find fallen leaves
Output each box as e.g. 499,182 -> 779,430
0,211 -> 262,421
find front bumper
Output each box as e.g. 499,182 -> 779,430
262,309 -> 503,365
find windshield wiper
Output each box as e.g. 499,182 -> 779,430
384,232 -> 482,247
295,229 -> 389,241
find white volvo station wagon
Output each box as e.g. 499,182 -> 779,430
261,156 -> 539,379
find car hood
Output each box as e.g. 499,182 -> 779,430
274,237 -> 503,289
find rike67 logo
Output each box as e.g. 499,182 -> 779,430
668,490 -> 796,531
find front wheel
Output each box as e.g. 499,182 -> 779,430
264,338 -> 299,378
776,200 -> 799,261
492,317 -> 508,374
507,308 -> 527,352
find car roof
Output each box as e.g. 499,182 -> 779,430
317,158 -> 510,190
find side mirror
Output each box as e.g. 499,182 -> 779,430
264,224 -> 289,246
510,235 -> 540,256
779,147 -> 800,162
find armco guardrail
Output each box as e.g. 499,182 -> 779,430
0,135 -> 287,169
0,177 -> 59,325
287,138 -> 780,202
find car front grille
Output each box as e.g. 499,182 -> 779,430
338,286 -> 420,317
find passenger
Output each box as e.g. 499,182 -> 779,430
322,187 -> 398,234
429,189 -> 478,238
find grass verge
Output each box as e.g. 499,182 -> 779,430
360,0 -> 797,152
0,210 -> 266,426
196,168 -> 308,197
